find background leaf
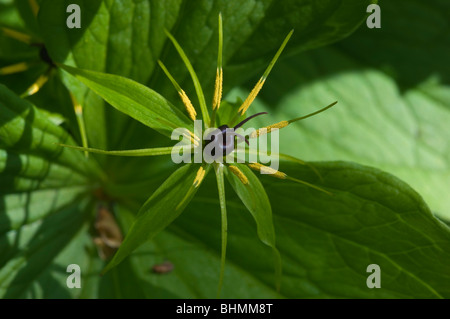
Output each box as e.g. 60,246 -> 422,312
36,0 -> 374,151
104,161 -> 450,298
102,164 -> 207,274
232,0 -> 450,220
225,164 -> 281,288
0,85 -> 96,297
264,161 -> 450,298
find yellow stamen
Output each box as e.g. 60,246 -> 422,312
228,165 -> 249,185
71,94 -> 83,115
0,62 -> 31,75
250,120 -> 289,138
238,30 -> 293,116
193,166 -> 206,187
158,60 -> 197,121
247,162 -> 287,179
185,130 -> 200,147
21,73 -> 50,97
212,68 -> 223,110
247,163 -> 332,195
179,90 -> 197,121
1,27 -> 32,44
238,78 -> 265,115
28,0 -> 39,17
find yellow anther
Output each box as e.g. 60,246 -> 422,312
158,60 -> 198,122
187,130 -> 201,147
0,62 -> 30,75
1,27 -> 32,44
212,68 -> 223,110
247,162 -> 287,179
193,166 -> 206,187
237,30 -> 293,116
28,0 -> 39,17
179,90 -> 197,121
250,120 -> 289,138
21,73 -> 50,97
227,165 -> 249,185
238,78 -> 265,115
70,94 -> 83,115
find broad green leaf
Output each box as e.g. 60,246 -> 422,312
5,0 -> 448,300
268,161 -> 450,298
0,84 -> 97,177
225,164 -> 276,247
166,161 -> 450,298
24,73 -> 82,146
0,85 -> 98,298
0,193 -> 92,297
225,163 -> 281,289
336,0 -> 450,90
13,0 -> 41,38
0,151 -> 88,192
239,0 -> 450,220
37,0 -> 373,153
0,0 -> 26,30
99,190 -> 282,298
60,65 -> 193,138
44,160 -> 450,299
3,212 -> 95,298
38,0 -> 183,152
102,164 -> 209,274
0,32 -> 36,61
153,0 -> 376,104
234,54 -> 448,220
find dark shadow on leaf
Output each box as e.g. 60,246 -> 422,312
38,0 -> 102,64
98,257 -> 180,299
335,0 -> 450,91
3,196 -> 90,298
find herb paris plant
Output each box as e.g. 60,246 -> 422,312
58,14 -> 337,294
2,0 -> 450,299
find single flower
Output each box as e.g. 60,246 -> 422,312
59,13 -> 337,295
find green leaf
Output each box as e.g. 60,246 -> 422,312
6,0 -> 447,300
102,164 -> 209,274
38,0 -> 183,152
170,161 -> 450,298
0,195 -> 92,297
239,0 -> 450,220
337,0 -> 450,90
0,84 -> 96,177
13,0 -> 41,38
238,55 -> 449,221
268,161 -> 450,298
104,188 -> 282,298
154,0 -> 376,103
224,163 -> 281,289
60,64 -> 193,138
0,85 -> 98,297
0,0 -> 27,31
37,0 -> 373,152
